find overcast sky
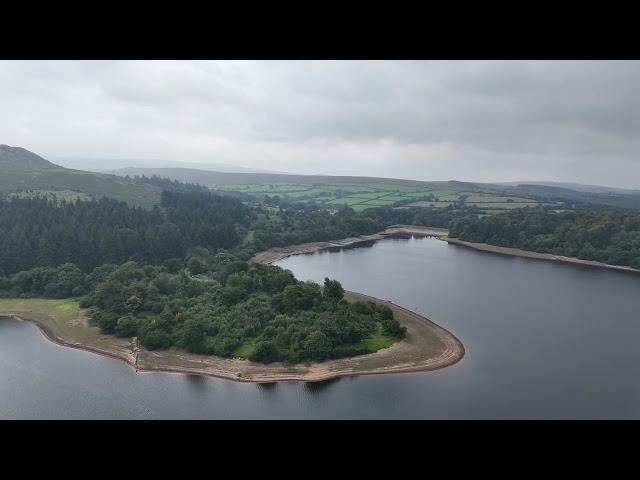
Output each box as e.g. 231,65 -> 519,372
2,60 -> 639,188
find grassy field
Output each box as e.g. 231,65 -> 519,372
212,180 -> 547,216
0,298 -> 85,329
358,323 -> 396,351
234,339 -> 258,358
407,201 -> 456,208
221,181 -> 465,211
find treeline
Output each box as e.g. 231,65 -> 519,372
0,184 -> 480,276
251,203 -> 475,250
130,174 -> 210,194
0,191 -> 253,275
0,253 -> 405,363
449,206 -> 640,268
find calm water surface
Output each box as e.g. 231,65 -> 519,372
2,236 -> 640,419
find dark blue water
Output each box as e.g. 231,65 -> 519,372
2,236 -> 640,419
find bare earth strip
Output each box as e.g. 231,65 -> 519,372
0,292 -> 464,383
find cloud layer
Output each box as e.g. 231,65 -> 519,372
1,60 -> 639,188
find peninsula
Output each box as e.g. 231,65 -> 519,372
0,292 -> 464,383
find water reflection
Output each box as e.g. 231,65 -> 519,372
185,374 -> 207,391
303,377 -> 341,394
256,382 -> 278,391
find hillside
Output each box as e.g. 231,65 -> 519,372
4,146 -> 638,212
108,167 -> 552,213
0,144 -> 60,171
497,181 -> 640,195
0,145 -> 161,208
108,166 -> 454,188
506,184 -> 640,210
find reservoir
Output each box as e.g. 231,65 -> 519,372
2,236 -> 640,419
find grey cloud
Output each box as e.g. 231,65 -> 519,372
0,60 -> 639,188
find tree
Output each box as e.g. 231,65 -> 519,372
303,331 -> 331,361
180,319 -> 205,353
249,340 -> 280,364
187,256 -> 207,275
279,282 -> 322,312
125,295 -> 142,314
323,278 -> 344,300
115,315 -> 139,337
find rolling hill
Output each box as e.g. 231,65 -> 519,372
0,145 -> 162,208
3,145 -> 639,211
107,166 -> 455,189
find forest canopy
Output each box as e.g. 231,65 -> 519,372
0,191 -> 252,275
0,254 -> 406,363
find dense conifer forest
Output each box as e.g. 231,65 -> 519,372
0,191 -> 252,274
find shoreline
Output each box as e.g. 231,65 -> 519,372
250,225 -> 449,265
1,291 -> 464,383
8,313 -> 139,367
444,238 -> 640,274
252,224 -> 640,274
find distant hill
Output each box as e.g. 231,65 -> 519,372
5,145 -> 640,211
107,167 -> 640,210
108,166 -> 453,189
0,145 -> 161,208
498,180 -> 639,195
54,156 -> 284,174
0,144 -> 61,171
505,183 -> 640,210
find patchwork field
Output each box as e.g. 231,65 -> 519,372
214,180 -> 546,215
215,181 -> 465,212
